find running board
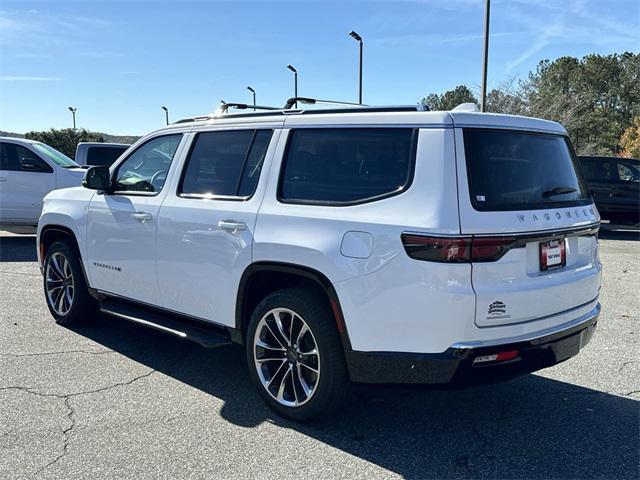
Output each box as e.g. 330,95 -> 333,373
99,299 -> 232,348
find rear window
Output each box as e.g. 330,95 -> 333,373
86,146 -> 128,166
279,128 -> 416,205
463,129 -> 590,211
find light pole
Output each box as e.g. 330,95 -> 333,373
246,86 -> 256,111
480,0 -> 490,112
68,106 -> 77,129
286,64 -> 298,108
161,106 -> 169,125
349,30 -> 363,104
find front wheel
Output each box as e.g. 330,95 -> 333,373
246,288 -> 351,421
43,241 -> 96,325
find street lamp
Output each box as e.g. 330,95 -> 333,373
349,30 -> 363,104
246,86 -> 256,111
286,64 -> 298,108
480,0 -> 491,112
68,106 -> 77,129
161,106 -> 169,125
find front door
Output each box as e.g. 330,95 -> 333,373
85,134 -> 186,305
0,142 -> 55,224
156,128 -> 278,325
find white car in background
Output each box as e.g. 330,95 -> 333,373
0,137 -> 86,229
74,142 -> 130,167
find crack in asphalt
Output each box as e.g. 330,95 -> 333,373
0,349 -> 116,358
0,369 -> 156,476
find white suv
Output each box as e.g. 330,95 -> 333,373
37,102 -> 602,420
0,137 -> 85,228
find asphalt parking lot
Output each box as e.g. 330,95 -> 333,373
0,230 -> 638,479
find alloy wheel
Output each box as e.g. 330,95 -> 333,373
45,252 -> 74,316
253,307 -> 320,407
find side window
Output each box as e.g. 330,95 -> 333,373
0,143 -> 52,173
280,128 -> 416,204
87,146 -> 127,167
179,129 -> 273,198
617,159 -> 640,182
580,158 -> 616,181
114,135 -> 182,194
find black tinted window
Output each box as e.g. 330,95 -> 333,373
0,143 -> 53,173
464,129 -> 590,211
86,146 -> 128,166
280,128 -> 415,204
579,157 -> 617,181
180,130 -> 272,197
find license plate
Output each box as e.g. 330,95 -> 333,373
540,239 -> 566,271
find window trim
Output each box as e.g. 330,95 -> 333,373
109,133 -> 183,197
276,127 -> 418,207
463,128 -> 592,213
176,129 -> 273,202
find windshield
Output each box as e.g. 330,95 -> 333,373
463,129 -> 590,211
31,143 -> 79,168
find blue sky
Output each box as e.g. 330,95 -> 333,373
1,0 -> 638,135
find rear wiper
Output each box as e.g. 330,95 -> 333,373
542,186 -> 577,198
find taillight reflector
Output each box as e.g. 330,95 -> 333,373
473,350 -> 520,364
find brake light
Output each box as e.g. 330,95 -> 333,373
401,234 -> 519,263
401,234 -> 471,263
471,237 -> 517,262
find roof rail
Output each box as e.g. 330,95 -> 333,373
283,97 -> 366,109
174,102 -> 429,124
218,102 -> 281,114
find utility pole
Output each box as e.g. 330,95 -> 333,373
480,0 -> 491,112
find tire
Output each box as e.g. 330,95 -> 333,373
43,241 -> 97,325
246,287 -> 351,421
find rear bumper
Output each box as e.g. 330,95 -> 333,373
345,303 -> 600,384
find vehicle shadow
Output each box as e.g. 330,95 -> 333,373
68,315 -> 639,479
0,235 -> 37,262
599,229 -> 640,241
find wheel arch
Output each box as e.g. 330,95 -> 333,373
39,225 -> 90,285
236,262 -> 352,350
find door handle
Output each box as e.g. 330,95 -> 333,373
131,211 -> 152,223
218,220 -> 247,232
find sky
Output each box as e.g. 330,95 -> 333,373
0,0 -> 638,135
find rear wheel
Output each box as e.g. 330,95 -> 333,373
43,241 -> 96,325
246,287 -> 351,421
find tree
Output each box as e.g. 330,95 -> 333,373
421,85 -> 478,111
24,128 -> 104,159
620,117 -> 640,158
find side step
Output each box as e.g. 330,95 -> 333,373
100,299 -> 232,348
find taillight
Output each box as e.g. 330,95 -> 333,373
401,234 -> 471,263
402,234 -> 519,263
471,237 -> 517,262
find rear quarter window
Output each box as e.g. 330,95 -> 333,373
279,128 -> 416,205
464,129 -> 591,211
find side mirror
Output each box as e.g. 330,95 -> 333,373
83,166 -> 112,191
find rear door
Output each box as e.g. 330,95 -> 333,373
155,126 -> 280,325
454,128 -> 601,327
